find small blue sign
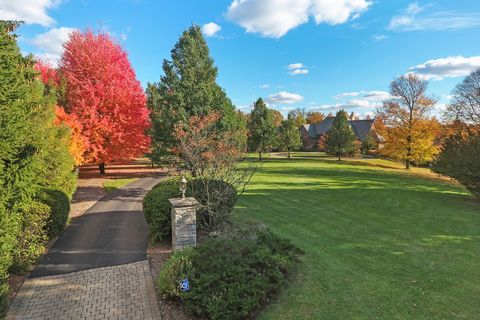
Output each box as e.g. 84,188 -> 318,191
179,278 -> 190,292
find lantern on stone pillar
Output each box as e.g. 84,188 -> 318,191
180,175 -> 187,200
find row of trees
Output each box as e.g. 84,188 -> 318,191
247,98 -> 301,160
1,22 -> 151,313
368,71 -> 480,198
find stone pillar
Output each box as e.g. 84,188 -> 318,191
169,197 -> 199,251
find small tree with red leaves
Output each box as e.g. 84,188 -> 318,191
172,112 -> 256,228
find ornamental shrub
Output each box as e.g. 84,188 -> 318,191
37,188 -> 71,238
157,227 -> 302,320
10,201 -> 50,273
143,179 -> 179,242
189,178 -> 238,228
156,247 -> 194,298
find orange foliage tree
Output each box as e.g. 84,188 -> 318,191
306,111 -> 325,124
34,61 -> 86,166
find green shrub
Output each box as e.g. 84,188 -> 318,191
156,247 -> 194,298
157,228 -> 301,320
189,178 -> 238,228
143,179 -> 179,242
433,133 -> 480,198
0,206 -> 21,314
361,135 -> 376,154
37,188 -> 70,238
10,201 -> 50,273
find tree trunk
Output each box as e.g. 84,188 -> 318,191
287,148 -> 291,159
406,134 -> 412,169
259,151 -> 262,161
338,154 -> 341,161
99,162 -> 106,174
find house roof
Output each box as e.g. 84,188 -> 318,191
302,118 -> 374,141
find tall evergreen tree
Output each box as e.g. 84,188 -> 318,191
146,25 -> 245,163
0,23 -> 77,311
325,110 -> 357,160
248,98 -> 276,160
280,112 -> 302,159
0,21 -> 46,311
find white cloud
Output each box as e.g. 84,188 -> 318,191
327,90 -> 391,111
260,84 -> 270,89
236,104 -> 252,113
265,91 -> 304,104
0,0 -> 63,26
288,63 -> 304,70
201,22 -> 221,37
372,34 -> 388,41
288,62 -> 309,75
31,27 -> 76,65
389,3 -> 480,32
361,90 -> 390,101
408,56 -> 480,80
289,68 -> 309,75
335,91 -> 360,99
226,0 -> 372,38
335,90 -> 389,101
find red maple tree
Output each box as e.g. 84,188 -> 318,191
60,30 -> 150,173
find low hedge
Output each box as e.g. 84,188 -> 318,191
37,188 -> 70,238
157,227 -> 302,320
143,178 -> 239,242
0,205 -> 20,314
143,179 -> 180,242
10,201 -> 50,273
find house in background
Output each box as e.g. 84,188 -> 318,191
300,116 -> 376,151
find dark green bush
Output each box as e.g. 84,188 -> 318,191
433,133 -> 480,198
157,228 -> 302,320
10,201 -> 50,273
189,178 -> 238,228
143,179 -> 179,242
37,188 -> 70,238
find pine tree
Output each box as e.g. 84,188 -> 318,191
147,25 -> 245,164
248,98 -> 276,160
325,110 -> 357,160
280,112 -> 302,159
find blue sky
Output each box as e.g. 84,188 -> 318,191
3,0 -> 480,117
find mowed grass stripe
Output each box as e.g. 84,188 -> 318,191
234,155 -> 480,320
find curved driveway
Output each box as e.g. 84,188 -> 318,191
8,176 -> 163,319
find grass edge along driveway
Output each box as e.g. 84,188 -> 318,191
234,154 -> 479,320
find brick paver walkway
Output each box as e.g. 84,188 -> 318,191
7,261 -> 160,320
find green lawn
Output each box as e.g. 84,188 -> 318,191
234,154 -> 480,320
103,178 -> 138,193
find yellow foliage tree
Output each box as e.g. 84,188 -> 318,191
376,74 -> 438,168
375,117 -> 440,165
